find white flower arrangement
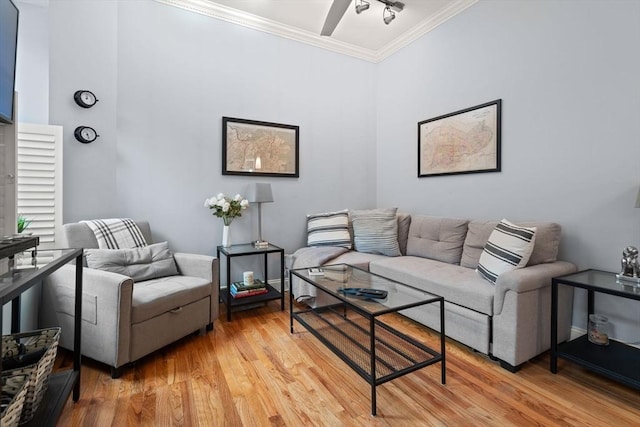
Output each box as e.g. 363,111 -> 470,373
204,193 -> 249,226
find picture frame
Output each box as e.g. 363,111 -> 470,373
418,99 -> 501,177
222,117 -> 299,178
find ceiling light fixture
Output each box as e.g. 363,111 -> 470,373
383,6 -> 395,25
355,0 -> 370,14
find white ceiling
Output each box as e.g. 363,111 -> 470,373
156,0 -> 478,62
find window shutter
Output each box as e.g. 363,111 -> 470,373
16,123 -> 63,260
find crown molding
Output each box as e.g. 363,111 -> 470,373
375,0 -> 478,62
155,0 -> 478,63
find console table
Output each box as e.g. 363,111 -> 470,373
551,269 -> 640,390
217,243 -> 285,321
0,248 -> 83,427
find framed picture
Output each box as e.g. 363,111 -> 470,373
222,117 -> 299,177
418,99 -> 501,177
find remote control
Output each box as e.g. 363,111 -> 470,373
338,287 -> 388,299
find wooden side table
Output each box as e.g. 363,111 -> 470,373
217,243 -> 285,321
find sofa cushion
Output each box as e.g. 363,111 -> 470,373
461,220 -> 561,269
306,209 -> 351,249
397,213 -> 412,256
521,221 -> 562,265
84,241 -> 178,282
350,208 -> 402,257
370,256 -> 495,316
131,275 -> 212,323
406,216 -> 469,265
477,219 -> 536,284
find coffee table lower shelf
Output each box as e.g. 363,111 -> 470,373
292,305 -> 443,415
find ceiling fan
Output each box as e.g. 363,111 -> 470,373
321,0 -> 405,36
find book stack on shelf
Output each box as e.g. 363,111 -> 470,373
230,279 -> 268,298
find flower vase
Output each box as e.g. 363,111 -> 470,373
222,224 -> 231,248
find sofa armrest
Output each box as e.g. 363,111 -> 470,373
493,261 -> 577,314
173,253 -> 219,324
41,265 -> 134,369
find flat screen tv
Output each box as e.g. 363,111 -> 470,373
0,0 -> 19,124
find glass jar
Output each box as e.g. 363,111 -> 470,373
588,314 -> 609,346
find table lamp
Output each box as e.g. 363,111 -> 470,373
247,183 -> 274,248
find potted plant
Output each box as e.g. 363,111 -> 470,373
17,215 -> 32,234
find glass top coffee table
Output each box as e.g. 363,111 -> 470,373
290,263 -> 446,416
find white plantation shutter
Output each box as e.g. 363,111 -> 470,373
17,123 -> 63,260
1,122 -> 17,244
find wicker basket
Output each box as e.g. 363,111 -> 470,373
1,370 -> 30,427
1,328 -> 61,424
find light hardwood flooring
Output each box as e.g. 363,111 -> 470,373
55,297 -> 640,426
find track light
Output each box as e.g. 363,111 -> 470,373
355,0 -> 370,14
383,6 -> 395,25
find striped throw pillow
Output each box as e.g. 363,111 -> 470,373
350,208 -> 401,257
477,219 -> 536,284
307,210 -> 352,249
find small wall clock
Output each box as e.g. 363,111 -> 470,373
73,90 -> 98,108
74,126 -> 99,144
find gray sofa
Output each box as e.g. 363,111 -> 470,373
292,213 -> 577,371
39,221 -> 218,377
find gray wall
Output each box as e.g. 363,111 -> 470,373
376,0 -> 640,341
46,0 -> 377,258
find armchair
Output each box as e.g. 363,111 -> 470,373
39,221 -> 218,378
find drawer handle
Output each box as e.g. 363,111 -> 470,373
170,307 -> 183,314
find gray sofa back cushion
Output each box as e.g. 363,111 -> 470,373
460,220 -> 562,269
406,215 -> 469,265
397,212 -> 412,256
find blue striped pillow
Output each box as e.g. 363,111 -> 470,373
307,210 -> 352,249
477,219 -> 536,284
350,208 -> 401,257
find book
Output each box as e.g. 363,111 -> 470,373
230,287 -> 268,298
308,268 -> 324,276
230,283 -> 266,294
231,279 -> 266,291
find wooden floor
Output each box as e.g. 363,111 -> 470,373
54,297 -> 640,426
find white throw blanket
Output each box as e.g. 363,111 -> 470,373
290,246 -> 348,302
81,218 -> 148,249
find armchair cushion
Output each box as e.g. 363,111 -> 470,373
131,275 -> 212,323
84,241 -> 178,281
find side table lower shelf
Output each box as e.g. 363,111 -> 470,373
556,335 -> 640,389
23,370 -> 79,427
221,284 -> 282,309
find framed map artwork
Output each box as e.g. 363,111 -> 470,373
222,117 -> 299,178
418,99 -> 501,177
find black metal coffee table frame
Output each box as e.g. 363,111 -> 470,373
290,264 -> 445,416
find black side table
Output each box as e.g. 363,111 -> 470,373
217,243 -> 285,321
551,269 -> 640,390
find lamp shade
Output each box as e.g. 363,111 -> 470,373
246,183 -> 274,203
